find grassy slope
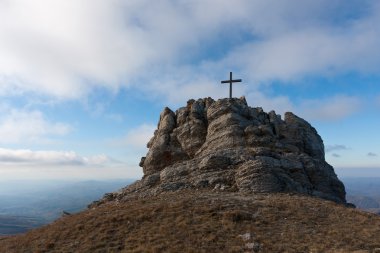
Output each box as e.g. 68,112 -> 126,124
1,191 -> 380,253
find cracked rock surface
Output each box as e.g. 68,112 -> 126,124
95,97 -> 346,205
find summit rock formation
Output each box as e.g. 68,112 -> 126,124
8,98 -> 380,253
98,97 -> 346,204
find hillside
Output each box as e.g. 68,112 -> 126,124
1,97 -> 373,252
1,190 -> 380,252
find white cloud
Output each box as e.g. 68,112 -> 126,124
106,123 -> 155,169
0,106 -> 71,143
297,95 -> 361,121
0,0 -> 378,101
0,147 -> 109,166
246,91 -> 294,117
326,145 -> 350,153
145,75 -> 226,105
368,152 -> 378,157
125,1 -> 380,109
0,0 -> 150,98
124,124 -> 155,149
108,124 -> 156,153
223,1 -> 380,83
246,92 -> 360,122
231,26 -> 380,82
0,145 -> 141,180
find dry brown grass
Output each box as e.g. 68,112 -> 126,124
1,191 -> 380,253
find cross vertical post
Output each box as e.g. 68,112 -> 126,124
229,72 -> 232,99
221,72 -> 242,99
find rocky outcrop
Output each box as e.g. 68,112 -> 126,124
100,97 -> 346,205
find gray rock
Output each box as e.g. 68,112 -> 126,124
104,97 -> 346,204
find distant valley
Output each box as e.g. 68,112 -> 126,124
0,215 -> 45,235
342,177 -> 380,214
0,177 -> 379,236
0,179 -> 133,235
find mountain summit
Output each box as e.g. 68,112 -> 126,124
95,97 -> 345,205
4,98 -> 380,253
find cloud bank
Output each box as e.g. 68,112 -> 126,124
0,105 -> 71,143
298,96 -> 361,121
0,147 -> 109,166
0,0 -> 379,102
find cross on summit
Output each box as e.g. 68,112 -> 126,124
221,72 -> 242,99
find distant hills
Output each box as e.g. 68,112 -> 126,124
0,179 -> 133,235
0,215 -> 45,235
342,177 -> 380,214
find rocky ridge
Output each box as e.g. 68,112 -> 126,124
95,97 -> 346,205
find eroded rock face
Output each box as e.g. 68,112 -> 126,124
123,97 -> 346,203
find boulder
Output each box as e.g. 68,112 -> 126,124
123,97 -> 346,203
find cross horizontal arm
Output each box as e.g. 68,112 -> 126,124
221,79 -> 242,83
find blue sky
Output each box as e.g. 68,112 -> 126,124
0,0 -> 379,180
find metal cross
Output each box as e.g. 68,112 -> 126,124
221,72 -> 242,99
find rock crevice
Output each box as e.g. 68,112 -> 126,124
124,97 -> 345,204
